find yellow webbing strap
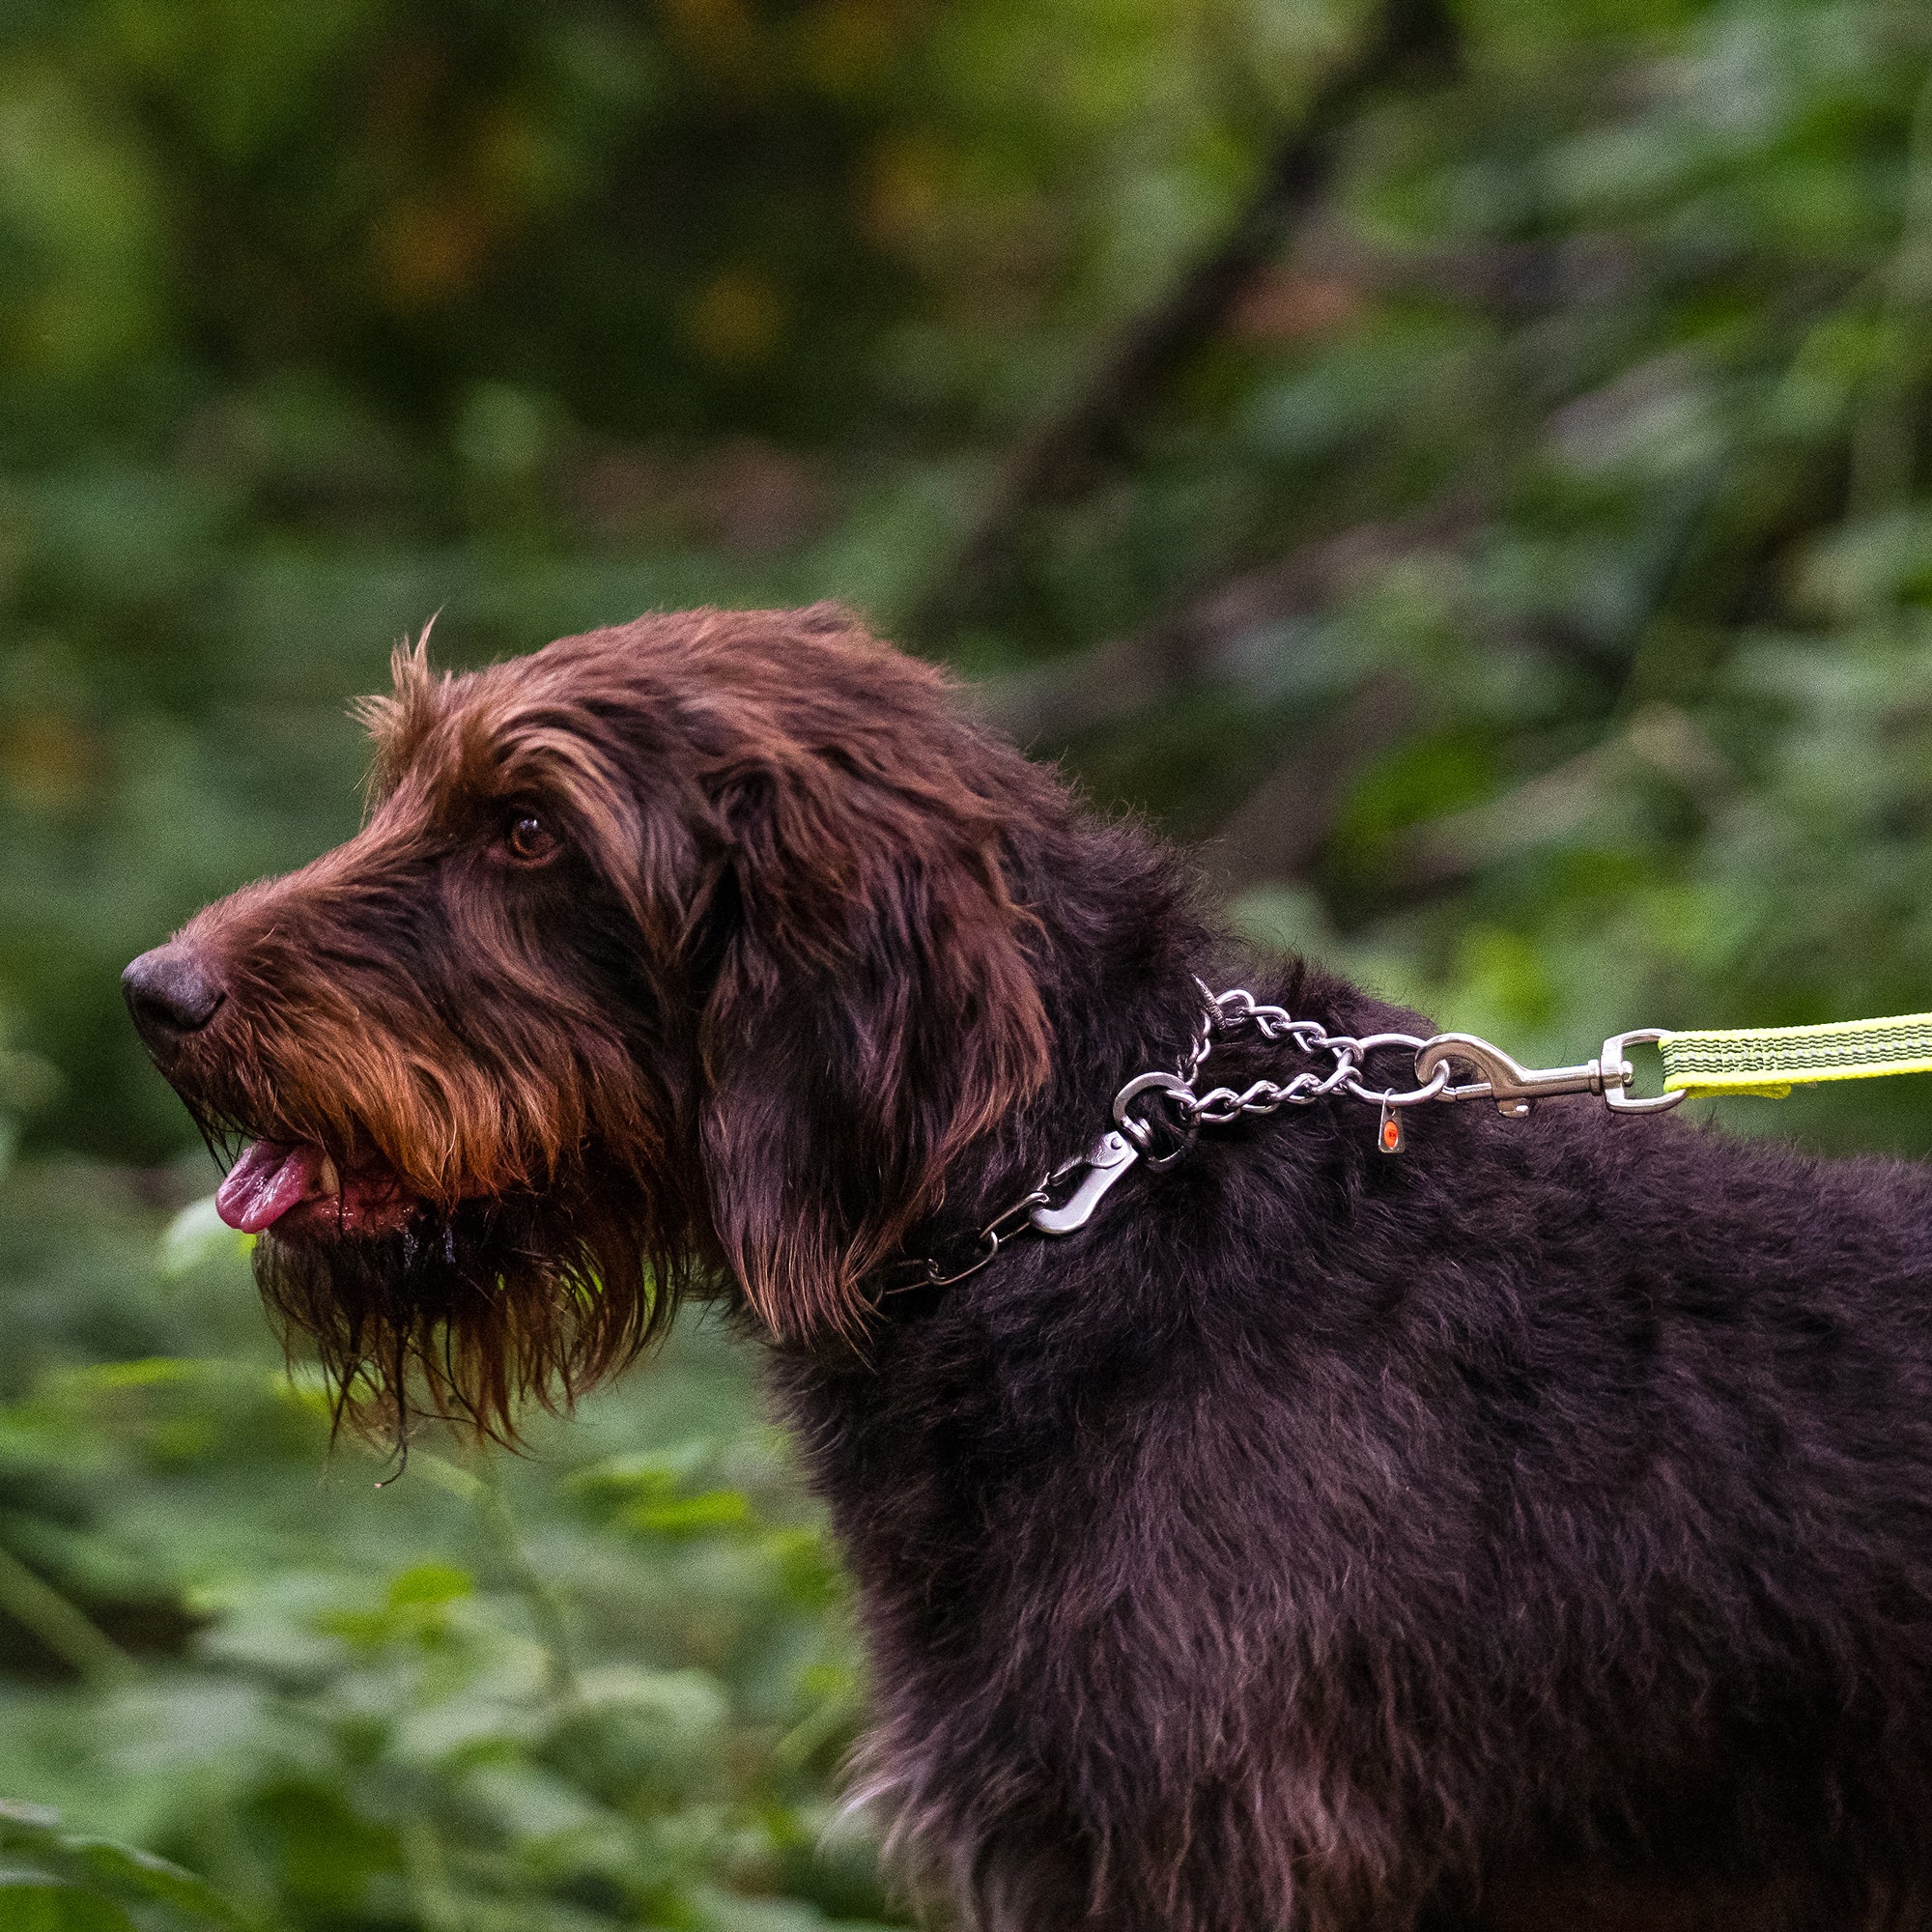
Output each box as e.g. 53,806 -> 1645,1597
1658,1012 -> 1932,1098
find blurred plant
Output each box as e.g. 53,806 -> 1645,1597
0,1800 -> 249,1929
0,1184 -> 899,1929
0,1004 -> 58,1179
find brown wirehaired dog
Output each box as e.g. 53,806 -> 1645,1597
128,606 -> 1932,1931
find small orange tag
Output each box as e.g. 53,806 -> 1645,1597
1378,1106 -> 1404,1155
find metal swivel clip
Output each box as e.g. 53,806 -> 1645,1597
1413,1030 -> 1687,1118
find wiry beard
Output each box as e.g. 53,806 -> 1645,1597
252,1173 -> 681,1458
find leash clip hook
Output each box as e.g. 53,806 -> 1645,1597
1414,1031 -> 1683,1119
1031,1130 -> 1141,1236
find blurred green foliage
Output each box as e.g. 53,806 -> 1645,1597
0,1173 -> 888,1930
8,0 -> 1932,1920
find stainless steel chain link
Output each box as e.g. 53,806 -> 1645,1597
1111,981 -> 1450,1151
890,982 -> 1678,1292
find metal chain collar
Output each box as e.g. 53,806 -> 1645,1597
891,981 -> 1683,1293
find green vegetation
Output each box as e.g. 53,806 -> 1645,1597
6,0 -> 1932,1921
0,1174 -> 885,1929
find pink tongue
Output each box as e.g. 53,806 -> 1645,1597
216,1141 -> 325,1234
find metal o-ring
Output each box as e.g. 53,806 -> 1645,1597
1111,1070 -> 1197,1127
1112,1070 -> 1200,1170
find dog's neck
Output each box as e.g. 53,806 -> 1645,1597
914,810 -> 1316,1258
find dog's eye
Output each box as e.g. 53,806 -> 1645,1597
500,810 -> 559,865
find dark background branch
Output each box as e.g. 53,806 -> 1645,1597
911,0 -> 1462,639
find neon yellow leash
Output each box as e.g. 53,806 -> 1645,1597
1655,1012 -> 1932,1099
1409,1013 -> 1932,1120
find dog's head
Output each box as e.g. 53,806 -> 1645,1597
124,606 -> 1052,1435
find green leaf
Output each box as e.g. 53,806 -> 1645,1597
622,1488 -> 753,1539
0,1874 -> 138,1932
0,1804 -> 251,1929
385,1563 -> 474,1610
158,1197 -> 253,1279
66,1838 -> 253,1928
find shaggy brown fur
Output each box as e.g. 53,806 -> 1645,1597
127,606 -> 1932,1930
129,609 -> 1056,1435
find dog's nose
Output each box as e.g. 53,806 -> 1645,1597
123,945 -> 226,1045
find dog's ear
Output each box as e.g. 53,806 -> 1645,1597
693,632 -> 1050,1344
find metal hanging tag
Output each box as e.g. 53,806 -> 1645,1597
1377,1098 -> 1404,1154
